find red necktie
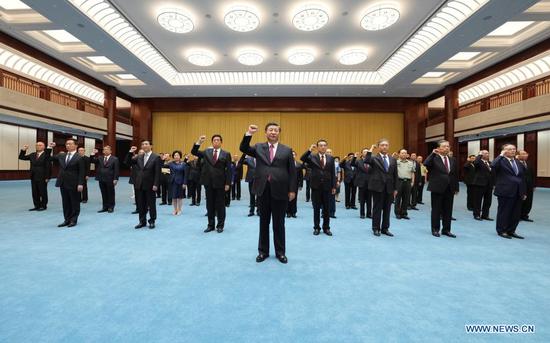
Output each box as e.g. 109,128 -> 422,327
320,155 -> 325,169
213,149 -> 218,162
444,156 -> 449,173
269,144 -> 274,163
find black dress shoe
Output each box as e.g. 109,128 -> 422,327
256,254 -> 269,263
498,232 -> 512,239
330,215 -> 336,219
58,221 -> 69,227
367,215 -> 372,218
248,212 -> 255,217
410,207 -> 419,211
81,201 -> 87,204
132,210 -> 139,214
474,216 -> 482,221
382,230 -> 394,237
482,217 -> 494,221
216,227 -> 224,233
276,255 -> 288,264
67,222 -> 77,228
418,202 -> 424,205
451,217 -> 456,221
29,208 -> 38,211
36,207 -> 46,211
442,232 -> 456,238
286,214 -> 291,218
395,215 -> 402,220
107,209 -> 114,213
432,231 -> 440,237
373,230 -> 381,237
402,215 -> 410,220
360,215 -> 365,219
159,202 -> 167,206
313,228 -> 320,235
323,229 -> 333,236
291,214 -> 297,218
148,222 -> 155,229
351,206 -> 358,210
521,218 -> 534,222
98,209 -> 108,213
510,233 -> 524,239
135,223 -> 146,229
345,206 -> 350,209
204,227 -> 215,233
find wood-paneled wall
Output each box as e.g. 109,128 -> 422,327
153,112 -> 404,158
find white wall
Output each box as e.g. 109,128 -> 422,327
0,123 -> 36,170
467,140 -> 481,156
17,127 -> 37,170
538,130 -> 550,177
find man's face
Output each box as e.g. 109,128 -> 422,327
103,147 -> 112,156
362,149 -> 369,158
326,149 -> 333,156
416,156 -> 423,163
439,142 -> 450,155
480,150 -> 489,160
35,142 -> 45,152
410,153 -> 417,160
65,140 -> 76,152
503,145 -> 516,158
138,149 -> 145,156
317,141 -> 328,154
468,156 -> 475,162
518,151 -> 529,161
141,141 -> 152,152
265,125 -> 280,142
378,141 -> 389,154
212,137 -> 222,149
399,150 -> 408,160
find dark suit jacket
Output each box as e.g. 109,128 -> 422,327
124,153 -> 139,185
235,154 -> 245,180
340,160 -> 356,183
243,156 -> 256,183
472,155 -> 494,187
492,155 -> 526,198
300,151 -> 336,191
240,135 -> 297,200
518,160 -> 534,190
126,152 -> 161,191
364,152 -> 398,194
91,154 -> 120,183
186,159 -> 201,182
412,160 -> 422,185
18,149 -> 51,181
424,153 -> 459,194
295,161 -> 304,188
191,145 -> 231,189
463,162 -> 476,185
352,156 -> 370,188
53,151 -> 85,190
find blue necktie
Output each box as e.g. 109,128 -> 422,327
511,159 -> 518,175
383,155 -> 389,172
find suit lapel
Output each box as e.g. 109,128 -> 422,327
263,143 -> 271,165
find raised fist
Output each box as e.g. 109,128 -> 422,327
22,144 -> 29,151
248,125 -> 258,135
49,142 -> 56,148
197,135 -> 206,144
92,148 -> 98,155
309,144 -> 317,152
129,146 -> 137,153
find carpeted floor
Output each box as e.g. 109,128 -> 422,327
0,178 -> 548,342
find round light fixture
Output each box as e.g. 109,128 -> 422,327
339,48 -> 368,65
288,49 -> 316,65
157,9 -> 194,34
360,6 -> 400,31
224,6 -> 260,32
292,4 -> 329,31
187,50 -> 215,66
237,49 -> 264,66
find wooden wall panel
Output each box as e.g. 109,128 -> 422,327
152,112 -> 404,158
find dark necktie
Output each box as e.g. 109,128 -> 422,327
320,155 -> 325,169
104,156 -> 108,165
511,159 -> 518,175
213,150 -> 218,162
382,155 -> 389,172
444,156 -> 449,173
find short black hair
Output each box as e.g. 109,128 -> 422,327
347,152 -> 354,157
469,154 -> 476,158
172,150 -> 183,158
141,139 -> 152,145
377,138 -> 389,146
211,134 -> 222,142
265,122 -> 280,131
65,138 -> 76,145
437,140 -> 449,147
398,148 -> 407,153
317,139 -> 327,145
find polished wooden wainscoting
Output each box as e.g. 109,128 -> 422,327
153,112 -> 404,158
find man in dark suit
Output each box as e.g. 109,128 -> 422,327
232,154 -> 244,201
287,151 -> 304,218
364,139 -> 398,237
409,152 -> 420,211
517,150 -> 535,222
125,148 -> 143,214
90,145 -> 119,213
472,150 -> 494,221
240,123 -> 297,264
77,147 -> 91,203
301,140 -> 336,235
126,141 -> 161,229
49,140 -> 85,228
415,155 -> 426,204
186,155 -> 202,206
192,134 -> 232,233
242,154 -> 258,216
159,153 -> 172,205
352,149 -> 372,219
463,154 -> 476,211
341,153 -> 357,209
19,141 -> 51,211
304,165 -> 311,202
492,144 -> 527,239
424,140 -> 459,238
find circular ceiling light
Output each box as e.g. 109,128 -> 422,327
237,49 -> 264,66
157,9 -> 194,34
360,6 -> 400,31
288,49 -> 316,65
187,50 -> 215,66
339,48 -> 368,65
292,4 -> 329,31
224,6 -> 260,32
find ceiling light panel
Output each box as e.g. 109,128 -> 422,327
237,49 -> 264,66
0,0 -> 30,10
86,55 -> 114,64
487,21 -> 534,36
187,50 -> 215,67
288,48 -> 316,65
292,4 -> 329,31
42,29 -> 81,43
338,48 -> 368,65
360,5 -> 400,31
224,6 -> 260,32
157,8 -> 194,34
448,51 -> 481,61
423,71 -> 446,77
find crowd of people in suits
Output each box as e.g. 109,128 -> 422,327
18,123 -> 537,262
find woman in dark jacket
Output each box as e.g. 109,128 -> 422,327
169,150 -> 188,215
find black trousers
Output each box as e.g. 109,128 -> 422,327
80,180 -> 88,202
466,184 -> 475,210
160,175 -> 171,204
287,188 -> 299,215
248,182 -> 256,214
372,191 -> 392,231
99,181 -> 116,210
137,188 -> 156,224
311,188 -> 331,229
358,186 -> 372,217
473,185 -> 492,218
410,182 -> 419,207
225,189 -> 231,207
258,182 -> 287,256
417,182 -> 425,203
394,179 -> 411,216
206,186 -> 226,228
430,187 -> 454,233
231,180 -> 242,200
31,179 -> 48,208
344,182 -> 357,207
305,180 -> 311,201
521,188 -> 534,219
60,187 -> 80,223
187,180 -> 201,204
496,195 -> 523,234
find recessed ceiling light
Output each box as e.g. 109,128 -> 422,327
288,49 -> 316,65
422,71 -> 445,78
487,21 -> 534,36
360,5 -> 400,31
224,6 -> 260,32
187,50 -> 215,66
237,49 -> 264,66
448,51 -> 481,61
157,9 -> 194,34
0,0 -> 30,10
292,4 -> 329,31
338,48 -> 368,65
86,56 -> 114,64
42,29 -> 81,43
116,73 -> 137,80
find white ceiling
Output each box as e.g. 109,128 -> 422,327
1,0 -> 549,98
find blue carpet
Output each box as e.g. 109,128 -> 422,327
0,178 -> 549,342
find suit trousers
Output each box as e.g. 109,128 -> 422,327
496,195 -> 523,234
137,188 -> 157,224
430,186 -> 454,234
61,187 -> 80,223
99,181 -> 116,210
372,191 -> 392,232
473,185 -> 492,218
206,186 -> 226,228
31,179 -> 48,208
358,186 -> 372,217
311,188 -> 331,229
258,182 -> 287,256
248,182 -> 256,213
344,181 -> 357,207
394,179 -> 411,217
521,189 -> 534,220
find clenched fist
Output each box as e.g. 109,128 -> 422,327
129,146 -> 137,153
247,125 -> 258,135
197,135 -> 206,145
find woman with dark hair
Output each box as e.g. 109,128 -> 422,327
169,150 -> 188,215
